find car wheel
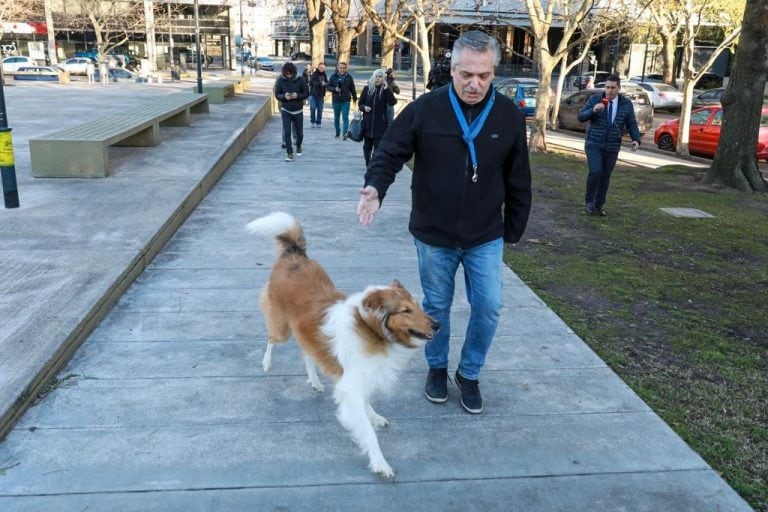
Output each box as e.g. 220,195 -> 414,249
657,133 -> 675,152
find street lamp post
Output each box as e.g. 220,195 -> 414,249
0,75 -> 20,208
194,0 -> 203,93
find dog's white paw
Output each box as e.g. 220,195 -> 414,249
369,412 -> 389,429
309,379 -> 325,393
371,460 -> 395,480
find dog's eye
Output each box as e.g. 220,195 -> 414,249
402,308 -> 412,314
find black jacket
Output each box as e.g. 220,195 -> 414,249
328,72 -> 357,104
309,69 -> 328,98
364,85 -> 532,249
273,75 -> 309,111
358,84 -> 397,140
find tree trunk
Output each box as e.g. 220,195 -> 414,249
707,0 -> 768,192
528,50 -> 555,152
659,30 -> 676,85
306,0 -> 326,65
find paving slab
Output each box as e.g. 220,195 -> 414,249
0,76 -> 753,511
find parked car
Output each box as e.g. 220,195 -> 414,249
629,73 -> 664,83
556,84 -> 654,135
692,87 -> 725,108
12,66 -> 59,81
93,67 -> 147,83
654,105 -> 768,161
629,81 -> 683,112
252,56 -> 275,71
58,57 -> 96,75
495,77 -> 540,116
571,71 -> 611,90
290,51 -> 312,61
1,55 -> 36,73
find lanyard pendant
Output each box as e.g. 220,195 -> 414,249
471,165 -> 478,183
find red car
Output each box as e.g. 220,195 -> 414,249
654,105 -> 768,161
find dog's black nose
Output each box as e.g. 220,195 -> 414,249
431,321 -> 440,332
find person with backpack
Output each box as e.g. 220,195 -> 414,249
328,62 -> 358,139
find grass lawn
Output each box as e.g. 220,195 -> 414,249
505,151 -> 767,510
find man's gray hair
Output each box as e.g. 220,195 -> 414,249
451,31 -> 501,68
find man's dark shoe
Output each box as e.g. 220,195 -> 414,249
585,201 -> 596,215
425,368 -> 448,403
455,371 -> 483,414
595,207 -> 607,217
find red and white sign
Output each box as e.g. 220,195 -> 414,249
2,22 -> 47,35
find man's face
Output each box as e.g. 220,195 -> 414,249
338,64 -> 348,74
604,80 -> 620,100
451,49 -> 495,105
318,63 -> 325,72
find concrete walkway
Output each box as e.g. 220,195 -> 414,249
0,76 -> 752,511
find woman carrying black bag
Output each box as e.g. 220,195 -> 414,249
357,68 -> 397,166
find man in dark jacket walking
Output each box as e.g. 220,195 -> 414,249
577,75 -> 641,216
328,62 -> 358,139
308,62 -> 329,128
274,62 -> 309,161
357,31 -> 532,415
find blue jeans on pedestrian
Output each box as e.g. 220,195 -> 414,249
584,146 -> 619,208
332,101 -> 351,136
309,95 -> 324,126
414,237 -> 503,380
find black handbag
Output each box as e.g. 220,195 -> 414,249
347,113 -> 364,142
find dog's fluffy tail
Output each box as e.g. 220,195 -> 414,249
245,212 -> 306,258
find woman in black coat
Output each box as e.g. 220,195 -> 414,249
357,69 -> 397,165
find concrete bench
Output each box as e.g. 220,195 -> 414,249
190,81 -> 237,103
12,70 -> 70,84
29,92 -> 210,178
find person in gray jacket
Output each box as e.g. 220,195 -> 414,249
274,62 -> 309,161
577,75 -> 641,216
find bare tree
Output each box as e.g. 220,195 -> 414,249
323,0 -> 369,64
63,0 -> 146,62
362,0 -> 412,70
674,0 -> 743,156
707,0 -> 768,192
524,0 -> 605,152
305,0 -> 327,65
647,0 -> 685,85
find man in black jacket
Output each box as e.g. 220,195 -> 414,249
274,62 -> 309,161
308,62 -> 329,128
328,62 -> 358,139
357,31 -> 532,414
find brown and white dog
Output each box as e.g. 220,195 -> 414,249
246,212 -> 439,478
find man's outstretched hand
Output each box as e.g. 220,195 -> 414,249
357,186 -> 380,226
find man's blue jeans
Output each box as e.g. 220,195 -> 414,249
414,238 -> 503,380
309,95 -> 324,126
584,146 -> 619,209
332,101 -> 351,136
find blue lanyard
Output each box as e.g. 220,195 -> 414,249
448,85 -> 496,182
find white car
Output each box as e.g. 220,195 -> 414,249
59,57 -> 95,75
629,81 -> 683,112
1,55 -> 36,73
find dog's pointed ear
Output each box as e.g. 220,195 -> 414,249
363,290 -> 384,312
391,279 -> 404,289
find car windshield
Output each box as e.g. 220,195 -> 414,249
521,86 -> 537,98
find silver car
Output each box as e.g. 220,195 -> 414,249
556,84 -> 654,135
629,81 -> 683,112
